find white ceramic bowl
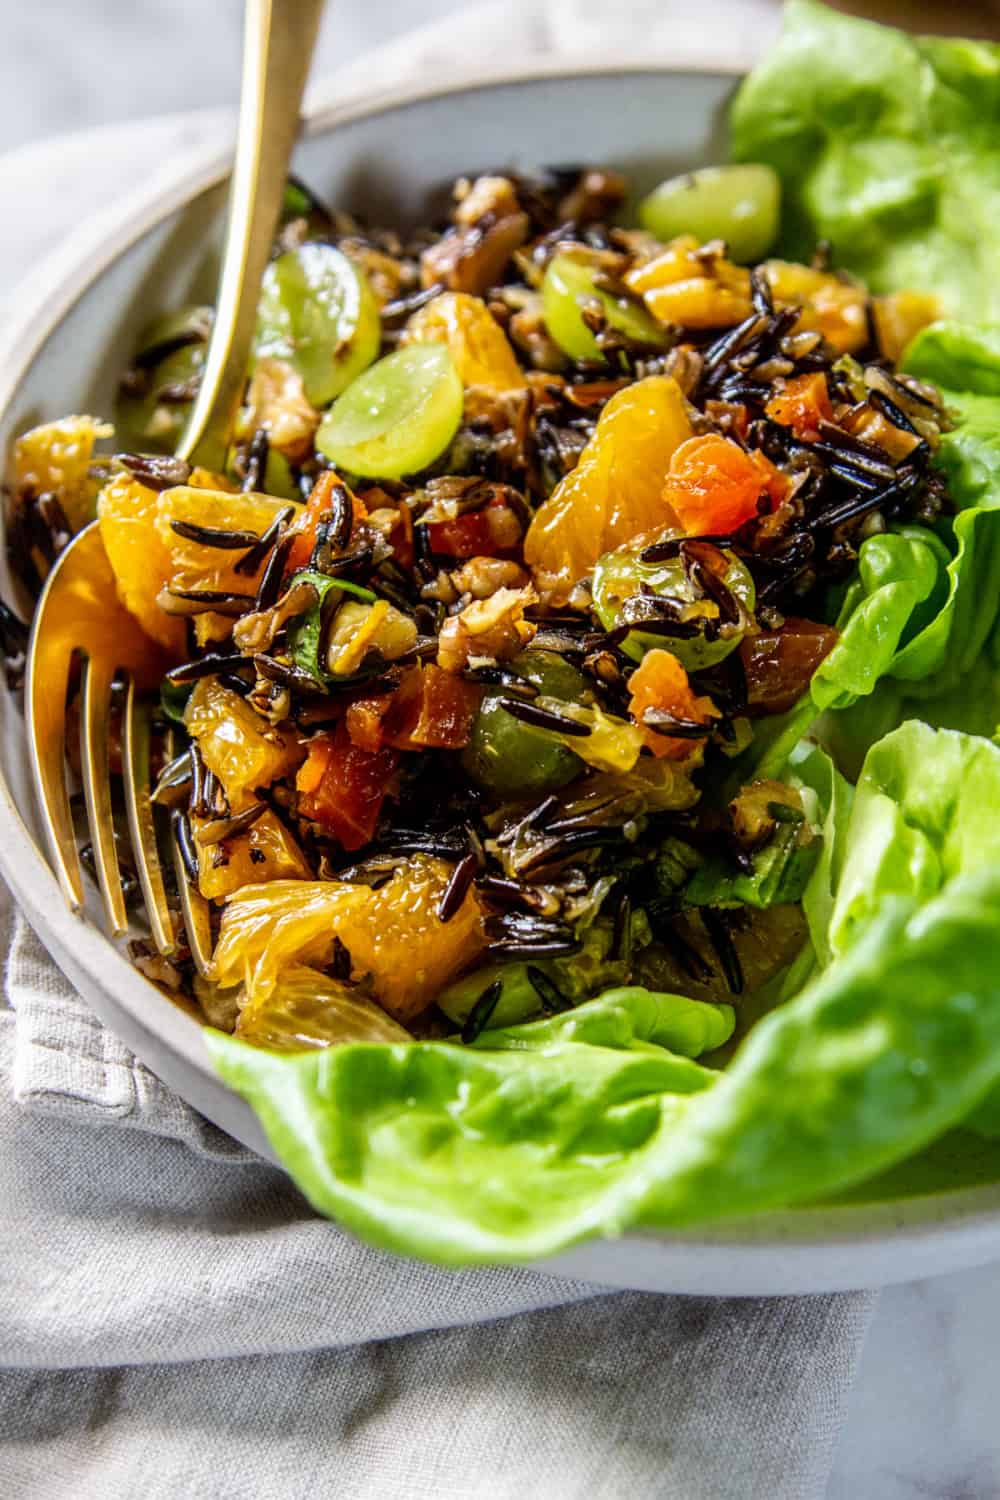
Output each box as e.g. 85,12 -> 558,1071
4,62 -> 1000,1294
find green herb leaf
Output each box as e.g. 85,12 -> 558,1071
285,569 -> 375,682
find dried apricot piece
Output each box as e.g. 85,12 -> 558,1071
628,648 -> 717,759
662,434 -> 784,537
765,372 -> 833,442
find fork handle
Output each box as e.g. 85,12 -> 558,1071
176,0 -> 326,473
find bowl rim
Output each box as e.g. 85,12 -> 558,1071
4,55 -> 1000,1286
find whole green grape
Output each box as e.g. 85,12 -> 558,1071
638,165 -> 780,264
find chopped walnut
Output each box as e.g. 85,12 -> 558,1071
437,585 -> 538,674
242,357 -> 319,461
558,168 -> 627,225
420,213 -> 530,296
454,175 -> 521,228
451,556 -> 530,599
340,237 -> 415,306
232,579 -> 319,656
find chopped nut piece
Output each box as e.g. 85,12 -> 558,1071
451,556 -> 530,599
437,585 -> 538,673
233,579 -> 318,656
242,357 -> 319,460
420,214 -> 531,296
454,175 -> 521,228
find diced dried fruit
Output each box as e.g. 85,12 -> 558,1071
765,372 -> 833,441
185,677 -> 304,801
296,723 -> 398,850
425,496 -> 523,559
235,965 -> 410,1051
405,291 -> 523,390
627,648 -> 718,759
339,854 -> 486,1021
740,618 -> 838,715
285,469 -> 366,576
662,434 -> 786,536
524,375 -> 691,601
346,663 -> 481,751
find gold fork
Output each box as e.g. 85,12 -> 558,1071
25,0 -> 325,972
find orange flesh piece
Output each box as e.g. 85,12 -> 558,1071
524,375 -> 692,601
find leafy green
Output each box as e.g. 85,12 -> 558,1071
208,987 -> 729,1263
731,0 -> 1000,319
643,872 -> 1000,1229
285,570 -> 375,682
159,679 -> 192,726
749,324 -> 1000,779
209,726 -> 1000,1263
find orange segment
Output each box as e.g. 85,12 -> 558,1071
871,290 -> 942,364
99,478 -> 300,651
185,677 -> 304,802
763,261 -> 867,355
15,415 -> 112,533
210,880 -> 373,998
194,805 -> 311,901
626,237 -> 752,329
340,854 -> 486,1022
97,473 -> 186,652
524,375 -> 691,602
235,966 -> 410,1051
404,291 -> 523,390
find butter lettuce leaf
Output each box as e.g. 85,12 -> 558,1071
730,0 -> 1000,319
209,729 -> 1000,1263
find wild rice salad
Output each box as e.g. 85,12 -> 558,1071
7,159 -> 948,1049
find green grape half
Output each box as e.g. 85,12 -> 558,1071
542,252 -> 668,362
253,244 -> 381,407
316,343 -> 464,480
461,650 -> 586,798
638,165 -> 780,264
592,536 -> 756,669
